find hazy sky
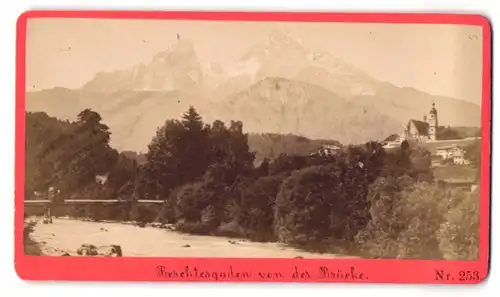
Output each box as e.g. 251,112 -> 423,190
26,18 -> 483,104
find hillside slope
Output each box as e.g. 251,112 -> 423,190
214,77 -> 402,144
248,132 -> 341,164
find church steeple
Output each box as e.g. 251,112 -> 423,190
430,101 -> 437,115
427,101 -> 438,140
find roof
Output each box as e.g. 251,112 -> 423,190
408,119 -> 429,135
383,142 -> 400,149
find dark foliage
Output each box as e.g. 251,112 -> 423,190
437,126 -> 480,140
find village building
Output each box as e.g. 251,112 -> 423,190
435,144 -> 470,165
319,144 -> 342,156
382,102 -> 439,150
382,139 -> 403,150
381,102 -> 474,167
313,144 -> 342,156
311,102 -> 475,168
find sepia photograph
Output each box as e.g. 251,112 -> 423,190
22,17 -> 483,261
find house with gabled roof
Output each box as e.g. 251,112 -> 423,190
436,144 -> 470,165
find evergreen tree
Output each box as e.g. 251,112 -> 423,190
61,109 -> 117,194
179,106 -> 212,183
181,106 -> 204,131
143,119 -> 185,199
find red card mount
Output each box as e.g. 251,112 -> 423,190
15,11 -> 492,284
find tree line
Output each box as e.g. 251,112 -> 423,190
437,125 -> 481,140
25,106 -> 480,260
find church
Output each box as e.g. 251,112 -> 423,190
403,102 -> 439,143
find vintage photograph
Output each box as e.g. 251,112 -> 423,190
23,18 -> 482,260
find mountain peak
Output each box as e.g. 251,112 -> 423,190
241,29 -> 308,62
266,29 -> 304,47
149,38 -> 196,64
83,37 -> 203,92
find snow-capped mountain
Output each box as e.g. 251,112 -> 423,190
215,30 -> 379,98
26,30 -> 482,152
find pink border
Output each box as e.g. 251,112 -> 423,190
14,11 -> 492,283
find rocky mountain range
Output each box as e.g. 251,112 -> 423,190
26,30 -> 481,153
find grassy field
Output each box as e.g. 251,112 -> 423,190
433,164 -> 478,182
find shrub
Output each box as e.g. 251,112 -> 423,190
114,202 -> 134,221
157,203 -> 176,223
391,183 -> 466,259
354,175 -> 412,258
134,204 -> 159,223
87,204 -> 108,222
173,182 -> 205,222
337,142 -> 386,240
177,161 -> 242,223
200,205 -> 218,229
409,147 -> 433,182
274,165 -> 343,247
356,178 -> 472,259
216,221 -> 247,238
232,175 -> 283,241
268,154 -> 309,175
437,189 -> 480,260
67,205 -> 88,219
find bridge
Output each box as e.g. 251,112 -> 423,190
23,199 -> 166,219
24,199 -> 165,205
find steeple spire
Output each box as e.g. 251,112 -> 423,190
430,101 -> 437,115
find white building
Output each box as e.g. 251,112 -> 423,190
316,144 -> 342,156
436,144 -> 470,165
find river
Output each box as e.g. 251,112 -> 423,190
28,218 -> 356,258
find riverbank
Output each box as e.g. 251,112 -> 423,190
23,220 -> 44,256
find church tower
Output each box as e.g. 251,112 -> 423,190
427,102 -> 438,140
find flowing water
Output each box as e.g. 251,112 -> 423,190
28,218 -> 357,258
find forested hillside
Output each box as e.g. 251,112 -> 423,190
248,133 -> 341,164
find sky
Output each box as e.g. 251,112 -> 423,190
26,18 -> 483,104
